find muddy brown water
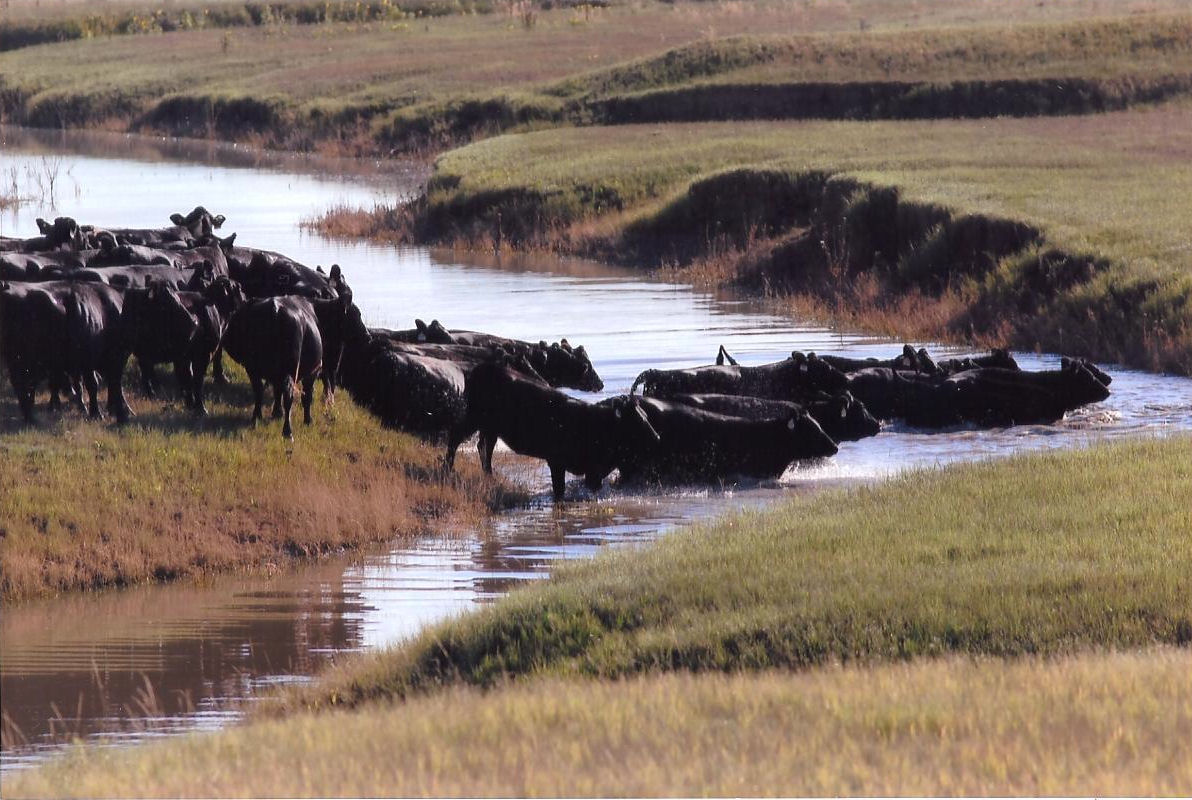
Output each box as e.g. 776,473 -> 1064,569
2,127 -> 1190,772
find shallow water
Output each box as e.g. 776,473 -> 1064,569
2,127 -> 1190,770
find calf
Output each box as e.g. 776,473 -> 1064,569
222,295 -> 323,439
457,362 -> 659,499
610,396 -> 837,485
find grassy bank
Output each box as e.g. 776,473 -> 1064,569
333,109 -> 1192,373
9,648 -> 1191,796
0,367 -> 516,601
279,435 -> 1192,711
3,7 -> 1191,153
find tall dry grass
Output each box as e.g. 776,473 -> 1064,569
8,648 -> 1191,796
0,365 -> 519,600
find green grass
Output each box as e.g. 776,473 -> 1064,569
401,110 -> 1192,373
277,436 -> 1192,711
0,364 -> 516,600
2,7 -> 1190,151
7,648 -> 1191,796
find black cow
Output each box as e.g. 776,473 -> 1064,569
448,331 -> 603,392
948,359 -> 1111,425
120,277 -> 245,415
1,280 -> 75,421
62,282 -> 131,421
222,296 -> 324,439
67,265 -> 206,291
817,344 -> 938,376
226,250 -> 340,299
846,367 -> 962,427
670,391 -> 880,443
95,207 -> 226,249
365,349 -> 470,441
454,361 -> 659,499
608,396 -> 837,485
936,348 -> 1020,376
16,217 -> 82,252
632,351 -> 848,401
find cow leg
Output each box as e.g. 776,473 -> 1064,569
444,423 -> 472,471
584,471 -> 607,493
477,431 -> 498,474
549,463 -> 567,501
11,371 -> 36,424
279,379 -> 295,440
211,347 -> 228,385
82,370 -> 101,419
301,374 -> 315,425
271,390 -> 283,419
105,365 -> 131,424
250,375 -> 265,424
190,353 -> 211,416
174,361 -> 194,408
139,359 -> 158,398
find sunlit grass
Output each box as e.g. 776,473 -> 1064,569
2,6 -> 1190,152
274,436 -> 1192,711
9,648 -> 1191,796
0,363 -> 517,600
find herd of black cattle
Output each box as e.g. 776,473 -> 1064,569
1,209 -> 1114,499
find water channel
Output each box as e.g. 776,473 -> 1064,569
2,126 -> 1189,772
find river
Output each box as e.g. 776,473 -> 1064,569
2,126 -> 1189,771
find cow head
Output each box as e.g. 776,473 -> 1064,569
1061,357 -> 1113,389
787,411 -> 838,458
610,395 -> 661,447
791,351 -> 849,394
986,348 -> 1019,371
204,276 -> 246,316
185,262 -> 217,292
170,207 -> 226,242
915,348 -> 939,376
48,217 -> 80,248
531,340 -> 604,392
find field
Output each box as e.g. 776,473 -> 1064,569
3,5 -> 1192,151
0,365 -> 518,600
6,436 -> 1191,796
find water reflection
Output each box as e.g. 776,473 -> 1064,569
1,127 -> 1190,771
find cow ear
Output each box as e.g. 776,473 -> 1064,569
787,417 -> 796,430
840,401 -> 848,419
416,319 -> 427,331
213,214 -> 226,228
316,265 -> 326,274
169,213 -> 185,225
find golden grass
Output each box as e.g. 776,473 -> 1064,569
0,366 -> 518,600
8,648 -> 1191,796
